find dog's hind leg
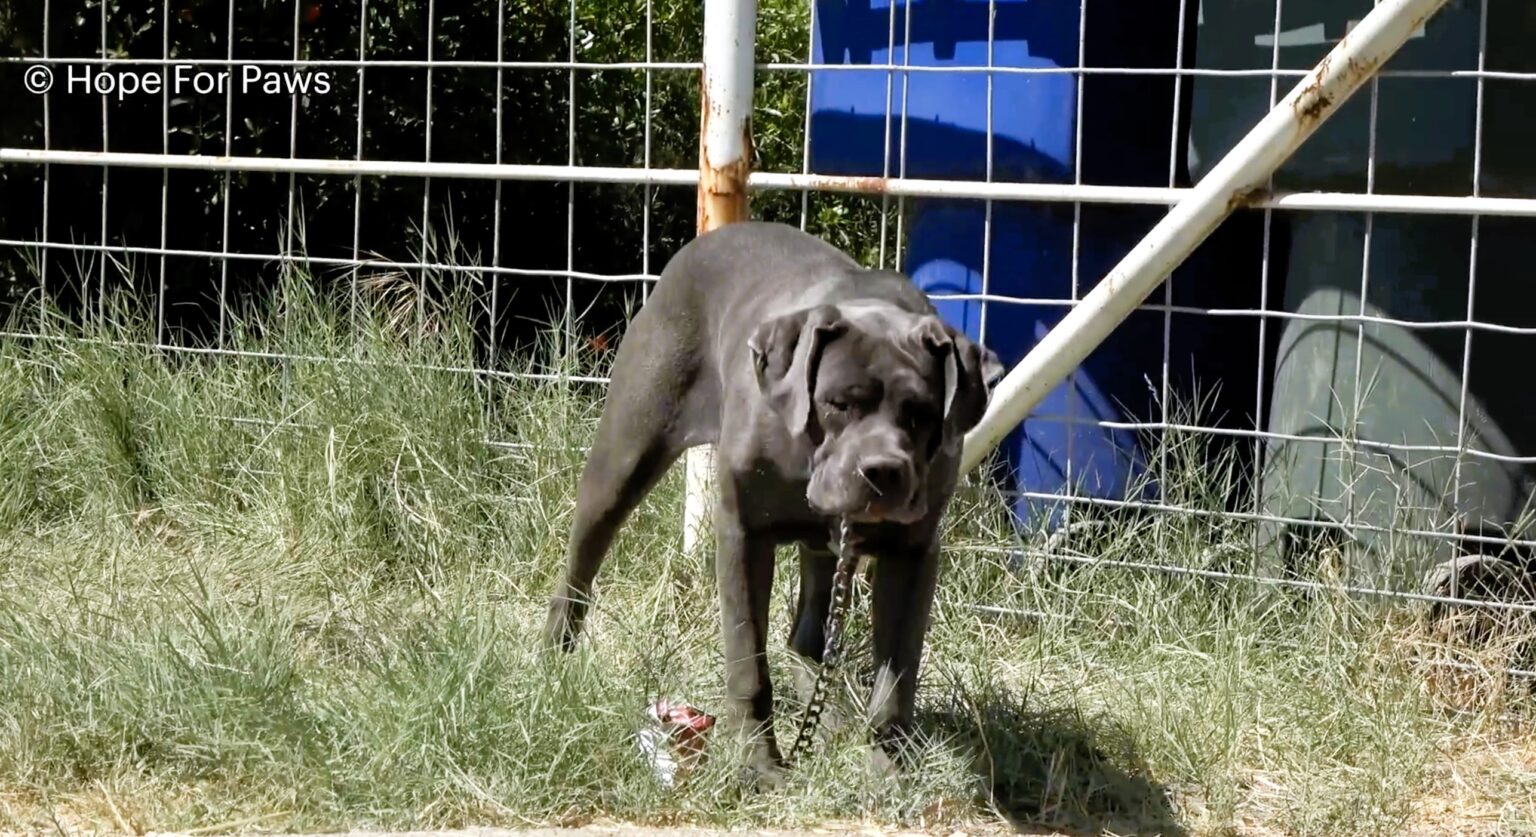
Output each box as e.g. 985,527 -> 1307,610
789,543 -> 834,665
542,320 -> 710,652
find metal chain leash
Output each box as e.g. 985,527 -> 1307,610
785,517 -> 859,764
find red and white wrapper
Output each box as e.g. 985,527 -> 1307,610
637,698 -> 716,787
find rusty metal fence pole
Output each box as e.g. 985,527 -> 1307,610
682,0 -> 759,556
958,0 -> 1454,478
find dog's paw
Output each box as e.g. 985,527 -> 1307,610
737,757 -> 788,793
867,743 -> 899,778
540,597 -> 586,654
869,722 -> 919,776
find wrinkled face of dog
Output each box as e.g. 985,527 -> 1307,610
748,303 -> 1003,524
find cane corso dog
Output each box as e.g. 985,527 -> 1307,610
543,221 -> 1003,787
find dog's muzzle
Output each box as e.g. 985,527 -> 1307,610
808,453 -> 927,524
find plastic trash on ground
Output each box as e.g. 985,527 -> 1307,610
637,698 -> 716,787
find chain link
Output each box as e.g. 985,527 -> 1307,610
785,517 -> 858,764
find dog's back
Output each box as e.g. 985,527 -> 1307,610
650,222 -> 937,360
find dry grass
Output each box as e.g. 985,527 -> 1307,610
2,258 -> 1536,837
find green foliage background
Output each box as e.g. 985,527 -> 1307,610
0,0 -> 884,353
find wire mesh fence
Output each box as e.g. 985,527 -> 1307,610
4,0 -> 1536,630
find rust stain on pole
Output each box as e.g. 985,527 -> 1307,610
1226,184 -> 1272,213
804,174 -> 890,195
697,84 -> 752,233
1291,45 -> 1385,128
1293,54 -> 1335,124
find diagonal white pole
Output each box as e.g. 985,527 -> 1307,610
959,0 -> 1453,477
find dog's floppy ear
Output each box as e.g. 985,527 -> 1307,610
748,304 -> 846,441
915,317 -> 1004,445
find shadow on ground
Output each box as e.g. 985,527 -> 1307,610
917,695 -> 1186,837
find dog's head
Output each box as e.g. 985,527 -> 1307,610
748,302 -> 1003,524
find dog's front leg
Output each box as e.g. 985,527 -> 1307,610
714,495 -> 785,790
867,539 -> 941,772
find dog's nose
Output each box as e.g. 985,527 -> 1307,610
860,458 -> 907,498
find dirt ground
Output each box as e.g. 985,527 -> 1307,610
47,826 -> 1040,837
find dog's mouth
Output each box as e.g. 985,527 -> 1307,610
840,494 -> 926,525
854,509 -> 926,525
807,460 -> 926,524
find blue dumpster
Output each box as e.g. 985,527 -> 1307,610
809,0 -> 1255,529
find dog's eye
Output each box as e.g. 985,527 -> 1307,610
825,384 -> 878,416
900,402 -> 936,431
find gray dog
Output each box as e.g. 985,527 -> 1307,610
542,221 -> 1003,786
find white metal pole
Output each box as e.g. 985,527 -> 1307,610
10,148 -> 1536,218
686,0 -> 759,556
958,0 -> 1452,477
